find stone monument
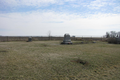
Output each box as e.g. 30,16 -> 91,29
27,37 -> 32,42
61,34 -> 72,44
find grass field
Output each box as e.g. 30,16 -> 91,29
0,41 -> 120,80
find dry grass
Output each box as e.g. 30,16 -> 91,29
0,41 -> 120,80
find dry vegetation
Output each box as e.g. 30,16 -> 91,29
0,41 -> 120,80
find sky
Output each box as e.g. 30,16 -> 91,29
0,0 -> 120,37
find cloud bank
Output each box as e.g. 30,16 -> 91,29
0,11 -> 120,36
0,0 -> 120,36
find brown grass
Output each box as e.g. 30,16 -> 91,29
0,41 -> 120,80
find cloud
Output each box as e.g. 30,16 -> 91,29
85,0 -> 111,9
0,1 -> 53,11
113,6 -> 120,12
1,0 -> 119,15
0,0 -> 77,7
0,0 -> 120,36
0,10 -> 120,36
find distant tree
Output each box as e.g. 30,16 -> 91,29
106,31 -> 120,44
106,31 -> 119,38
117,32 -> 120,38
106,32 -> 110,38
110,31 -> 117,38
48,31 -> 51,40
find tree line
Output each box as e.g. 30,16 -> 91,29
105,31 -> 120,44
106,31 -> 120,38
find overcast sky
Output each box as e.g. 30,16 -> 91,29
0,0 -> 120,37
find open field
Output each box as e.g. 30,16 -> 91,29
0,41 -> 120,80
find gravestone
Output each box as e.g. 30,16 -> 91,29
61,34 -> 72,44
27,37 -> 32,42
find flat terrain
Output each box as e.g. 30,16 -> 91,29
0,41 -> 120,80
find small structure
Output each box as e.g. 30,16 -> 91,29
61,34 -> 72,44
27,37 -> 32,42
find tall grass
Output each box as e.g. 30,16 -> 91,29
0,41 -> 120,80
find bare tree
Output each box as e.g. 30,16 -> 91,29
117,32 -> 120,38
48,31 -> 51,40
106,31 -> 120,44
110,31 -> 117,38
106,32 -> 110,38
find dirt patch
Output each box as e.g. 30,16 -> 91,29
40,44 -> 49,47
71,59 -> 89,66
0,50 -> 8,52
42,44 -> 47,47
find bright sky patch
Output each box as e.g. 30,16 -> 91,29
0,0 -> 120,36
